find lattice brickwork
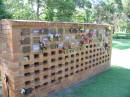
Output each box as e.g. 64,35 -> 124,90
1,20 -> 112,97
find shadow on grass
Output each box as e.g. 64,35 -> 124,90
112,39 -> 130,50
47,66 -> 130,97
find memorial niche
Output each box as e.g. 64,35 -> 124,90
29,27 -> 110,55
21,37 -> 30,45
32,29 -> 43,35
21,29 -> 30,36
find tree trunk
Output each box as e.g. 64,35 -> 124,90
36,0 -> 40,20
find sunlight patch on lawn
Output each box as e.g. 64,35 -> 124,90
111,48 -> 130,69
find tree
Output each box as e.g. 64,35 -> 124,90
28,0 -> 46,20
74,0 -> 93,22
0,0 -> 11,19
45,0 -> 76,22
4,0 -> 36,20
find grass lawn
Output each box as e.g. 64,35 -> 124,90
47,39 -> 130,97
112,39 -> 130,50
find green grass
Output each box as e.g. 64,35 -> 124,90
47,67 -> 130,97
112,39 -> 130,50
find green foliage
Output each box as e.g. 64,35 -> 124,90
45,0 -> 76,22
1,0 -> 130,34
0,0 -> 11,19
5,0 -> 36,20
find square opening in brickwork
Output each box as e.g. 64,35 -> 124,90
51,51 -> 56,55
65,74 -> 68,78
43,82 -> 48,86
65,68 -> 68,72
81,63 -> 84,66
59,50 -> 63,54
89,65 -> 91,69
76,59 -> 79,62
71,66 -> 74,70
76,53 -> 79,56
86,45 -> 88,48
81,58 -> 84,61
85,62 -> 88,65
43,68 -> 48,71
93,54 -> 95,57
24,64 -> 30,69
35,85 -> 41,89
65,62 -> 68,66
34,54 -> 39,59
43,75 -> 48,79
76,70 -> 79,73
89,60 -> 92,63
34,77 -> 40,82
58,77 -> 62,80
51,79 -> 56,83
51,65 -> 55,69
58,64 -> 62,67
57,70 -> 62,74
70,72 -> 74,75
34,70 -> 40,74
76,65 -> 79,68
24,72 -> 31,77
90,45 -> 92,48
93,64 -> 95,67
94,44 -> 96,47
89,55 -> 92,58
81,52 -> 84,55
71,54 -> 74,57
43,52 -> 48,56
25,81 -> 31,85
43,60 -> 48,64
102,60 -> 104,63
51,58 -> 56,62
86,51 -> 88,54
70,60 -> 74,63
51,72 -> 55,76
89,50 -> 92,53
34,62 -> 40,67
85,67 -> 88,70
58,57 -> 62,61
65,55 -> 69,59
85,56 -> 88,59
96,63 -> 99,66
80,69 -> 83,71
93,59 -> 95,62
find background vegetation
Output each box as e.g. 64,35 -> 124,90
0,0 -> 130,33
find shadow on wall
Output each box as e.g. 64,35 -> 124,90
47,66 -> 130,97
112,39 -> 130,50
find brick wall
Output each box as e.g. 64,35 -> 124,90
1,20 -> 112,97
